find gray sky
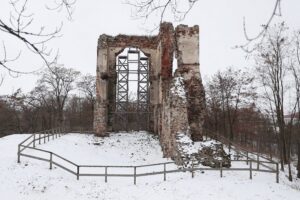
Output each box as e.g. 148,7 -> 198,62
0,0 -> 300,95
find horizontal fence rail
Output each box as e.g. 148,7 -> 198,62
17,129 -> 280,184
203,128 -> 279,183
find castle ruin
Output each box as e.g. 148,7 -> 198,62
94,22 -> 206,163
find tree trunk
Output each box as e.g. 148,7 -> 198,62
58,109 -> 63,127
277,133 -> 284,171
287,124 -> 293,181
297,141 -> 300,178
288,161 -> 293,181
279,122 -> 288,164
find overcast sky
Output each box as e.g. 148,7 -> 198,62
0,0 -> 300,95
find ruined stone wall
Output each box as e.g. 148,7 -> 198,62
94,36 -> 109,135
160,76 -> 190,159
175,25 -> 206,141
94,23 -> 206,164
94,34 -> 159,135
152,41 -> 162,135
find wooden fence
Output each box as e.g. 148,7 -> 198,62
17,129 -> 280,184
203,129 -> 279,169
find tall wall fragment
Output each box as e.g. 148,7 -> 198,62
175,25 -> 206,141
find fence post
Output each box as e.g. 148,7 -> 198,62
164,163 -> 166,181
220,162 -> 223,178
77,166 -> 80,180
33,133 -> 36,148
134,167 -> 137,185
44,131 -> 46,144
257,153 -> 259,170
270,153 -> 273,161
191,161 -> 195,178
105,167 -> 108,183
17,144 -> 20,163
50,152 -> 53,170
246,152 -> 249,165
48,130 -> 50,142
39,132 -> 41,144
249,160 -> 252,180
52,129 -> 55,140
276,163 -> 279,183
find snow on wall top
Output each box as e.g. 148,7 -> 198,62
170,76 -> 186,101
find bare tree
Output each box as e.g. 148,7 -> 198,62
0,0 -> 76,75
38,65 -> 80,126
74,74 -> 96,130
5,89 -> 27,133
0,96 -> 18,136
77,74 -> 96,110
254,22 -> 294,175
292,30 -> 300,178
206,67 -> 256,142
27,84 -> 57,129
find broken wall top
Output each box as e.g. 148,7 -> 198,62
97,23 -> 199,52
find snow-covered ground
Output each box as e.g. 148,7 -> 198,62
0,132 -> 300,200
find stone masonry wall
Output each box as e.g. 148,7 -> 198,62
160,76 -> 190,160
175,25 -> 206,141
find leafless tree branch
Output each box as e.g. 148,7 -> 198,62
0,0 -> 76,76
127,0 -> 283,48
237,0 -> 282,53
125,0 -> 199,31
0,73 -> 4,87
45,0 -> 76,21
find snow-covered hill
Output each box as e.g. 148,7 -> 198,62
0,132 -> 299,200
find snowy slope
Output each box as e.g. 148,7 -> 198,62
0,132 -> 300,200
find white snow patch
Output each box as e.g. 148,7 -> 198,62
170,76 -> 186,100
176,132 -> 223,156
0,133 -> 300,200
176,132 -> 198,155
172,52 -> 178,75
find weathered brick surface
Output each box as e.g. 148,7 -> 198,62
159,22 -> 174,79
98,34 -> 158,50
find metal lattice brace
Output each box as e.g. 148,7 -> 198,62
114,48 -> 150,131
137,57 -> 150,130
115,56 -> 129,131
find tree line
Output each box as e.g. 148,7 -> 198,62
0,65 -> 95,136
205,22 -> 300,180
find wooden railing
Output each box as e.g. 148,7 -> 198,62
203,128 -> 279,182
17,129 -> 280,184
17,127 -> 66,163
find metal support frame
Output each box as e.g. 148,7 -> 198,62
114,47 -> 150,131
115,55 -> 129,131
